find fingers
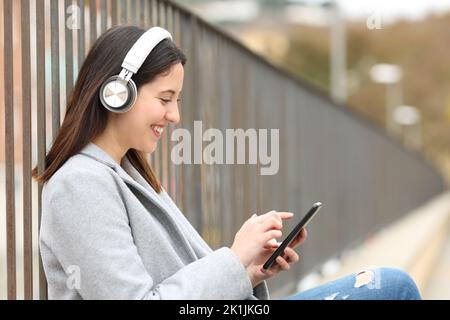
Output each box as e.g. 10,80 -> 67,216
302,227 -> 307,239
277,212 -> 294,221
250,210 -> 276,224
257,211 -> 294,232
260,216 -> 283,231
253,211 -> 294,224
263,239 -> 281,249
243,213 -> 259,226
276,256 -> 290,271
262,229 -> 282,244
260,266 -> 276,277
284,247 -> 299,263
289,228 -> 308,248
263,247 -> 300,275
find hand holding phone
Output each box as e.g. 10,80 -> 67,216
262,202 -> 323,270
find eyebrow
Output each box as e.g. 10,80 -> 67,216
159,89 -> 180,95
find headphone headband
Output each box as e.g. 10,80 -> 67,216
99,26 -> 173,113
121,26 -> 173,74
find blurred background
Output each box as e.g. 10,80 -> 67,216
179,0 -> 450,182
1,0 -> 450,300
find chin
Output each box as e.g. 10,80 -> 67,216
134,140 -> 158,155
145,141 -> 158,154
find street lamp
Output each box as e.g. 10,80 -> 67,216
393,105 -> 422,149
369,63 -> 403,136
324,1 -> 347,104
284,0 -> 347,103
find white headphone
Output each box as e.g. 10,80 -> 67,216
99,26 -> 173,113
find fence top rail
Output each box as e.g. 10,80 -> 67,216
164,0 -> 442,178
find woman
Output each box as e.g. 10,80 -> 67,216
33,26 -> 421,300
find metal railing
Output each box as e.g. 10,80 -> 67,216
0,0 -> 446,299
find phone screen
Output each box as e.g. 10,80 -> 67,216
262,202 -> 323,270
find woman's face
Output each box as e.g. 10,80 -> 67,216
113,62 -> 184,154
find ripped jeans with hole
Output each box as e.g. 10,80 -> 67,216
282,267 -> 422,300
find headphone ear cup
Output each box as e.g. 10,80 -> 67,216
99,75 -> 137,113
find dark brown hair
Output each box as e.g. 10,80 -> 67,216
32,26 -> 187,193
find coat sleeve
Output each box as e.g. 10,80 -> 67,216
252,282 -> 270,300
40,169 -> 254,300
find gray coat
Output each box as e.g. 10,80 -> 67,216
39,142 -> 270,300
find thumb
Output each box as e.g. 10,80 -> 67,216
263,238 -> 281,249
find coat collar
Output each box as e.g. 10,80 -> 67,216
79,142 -> 171,214
79,142 -> 211,260
79,141 -> 118,169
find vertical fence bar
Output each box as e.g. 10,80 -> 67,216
150,0 -> 159,177
0,2 -> 3,298
51,0 -> 60,134
156,0 -> 161,26
119,0 -> 126,25
148,0 -> 155,170
111,0 -> 117,26
77,0 -> 85,70
158,0 -> 165,183
89,0 -> 97,46
179,12 -> 202,231
172,5 -> 182,208
150,0 -> 156,26
105,0 -> 112,28
4,0 -> 16,300
142,0 -> 151,166
191,15 -> 202,236
160,0 -> 167,190
125,0 -> 130,23
100,0 -> 107,33
36,0 -> 48,300
129,0 -> 136,26
178,10 -> 190,219
142,0 -> 148,27
21,0 -> 33,300
139,0 -> 145,28
166,3 -> 174,200
146,0 -> 151,29
166,5 -> 174,193
65,0 -> 74,101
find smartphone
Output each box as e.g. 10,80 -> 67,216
262,202 -> 323,270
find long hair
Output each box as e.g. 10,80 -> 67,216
32,26 -> 187,193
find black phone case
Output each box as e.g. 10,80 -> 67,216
262,202 -> 322,270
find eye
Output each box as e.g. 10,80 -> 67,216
160,98 -> 182,105
159,98 -> 171,105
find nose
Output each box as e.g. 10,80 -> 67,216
165,101 -> 180,124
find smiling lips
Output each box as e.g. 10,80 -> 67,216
151,125 -> 164,138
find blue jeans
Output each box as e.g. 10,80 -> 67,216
283,268 -> 421,300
